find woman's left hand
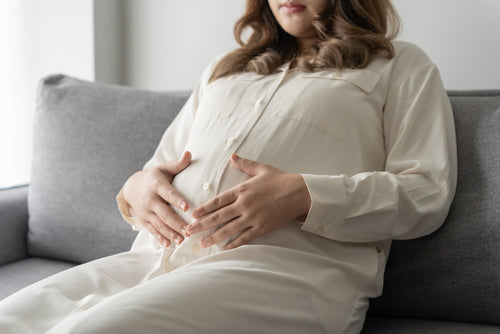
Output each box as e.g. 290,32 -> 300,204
186,154 -> 311,250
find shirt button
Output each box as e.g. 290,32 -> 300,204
191,244 -> 200,254
315,226 -> 326,234
330,72 -> 341,78
226,137 -> 236,145
254,98 -> 264,107
202,183 -> 211,191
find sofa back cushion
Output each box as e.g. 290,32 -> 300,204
28,74 -> 190,263
369,91 -> 500,324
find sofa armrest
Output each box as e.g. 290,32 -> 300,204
0,185 -> 29,265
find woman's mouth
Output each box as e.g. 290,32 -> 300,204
280,2 -> 307,14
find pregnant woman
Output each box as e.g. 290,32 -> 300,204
0,0 -> 456,333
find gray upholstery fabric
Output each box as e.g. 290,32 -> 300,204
0,185 -> 29,266
28,74 -> 191,263
362,317 -> 500,334
0,257 -> 75,300
369,92 -> 500,324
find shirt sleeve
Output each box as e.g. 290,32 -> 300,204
300,62 -> 458,242
116,58 -> 219,229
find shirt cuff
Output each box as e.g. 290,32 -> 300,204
299,174 -> 348,239
116,186 -> 143,231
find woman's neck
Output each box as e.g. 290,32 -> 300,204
297,36 -> 319,51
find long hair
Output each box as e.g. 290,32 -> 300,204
209,0 -> 400,82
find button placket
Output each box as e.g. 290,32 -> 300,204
211,69 -> 290,196
202,182 -> 211,191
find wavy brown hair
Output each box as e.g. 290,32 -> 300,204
209,0 -> 400,82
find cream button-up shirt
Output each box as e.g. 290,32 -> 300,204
117,41 -> 457,286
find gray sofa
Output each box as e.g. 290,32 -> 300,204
0,75 -> 498,333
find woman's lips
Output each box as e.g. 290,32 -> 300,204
280,3 -> 306,14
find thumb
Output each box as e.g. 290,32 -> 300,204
158,151 -> 192,176
230,154 -> 261,177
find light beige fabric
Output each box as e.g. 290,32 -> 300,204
0,41 -> 456,334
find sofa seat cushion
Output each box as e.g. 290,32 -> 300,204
362,317 -> 500,334
28,74 -> 191,263
0,257 -> 75,300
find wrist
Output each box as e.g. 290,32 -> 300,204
290,173 -> 311,221
123,170 -> 144,203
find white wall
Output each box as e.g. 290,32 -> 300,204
0,0 -> 94,188
115,0 -> 500,91
94,0 -> 124,85
119,0 -> 244,91
392,0 -> 500,90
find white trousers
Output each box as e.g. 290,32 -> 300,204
0,245 -> 381,334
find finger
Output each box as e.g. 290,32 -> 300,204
142,221 -> 170,248
199,217 -> 248,248
156,182 -> 189,212
223,227 -> 257,250
157,151 -> 192,176
230,154 -> 261,177
192,190 -> 237,218
188,205 -> 239,235
177,151 -> 192,171
151,200 -> 189,236
148,213 -> 184,245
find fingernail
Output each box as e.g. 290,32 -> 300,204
175,237 -> 183,245
181,202 -> 187,211
182,227 -> 189,237
162,240 -> 169,247
233,154 -> 240,160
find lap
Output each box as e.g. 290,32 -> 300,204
52,246 -> 370,334
52,265 -> 329,334
0,245 -> 373,334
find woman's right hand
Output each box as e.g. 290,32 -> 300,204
122,151 -> 192,247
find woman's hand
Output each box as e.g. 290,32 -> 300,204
123,151 -> 192,247
186,154 -> 311,250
